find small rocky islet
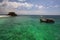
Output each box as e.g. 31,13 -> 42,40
8,12 -> 17,16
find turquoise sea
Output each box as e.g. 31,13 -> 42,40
0,15 -> 60,40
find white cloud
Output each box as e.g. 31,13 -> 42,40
38,5 -> 45,8
0,0 -> 33,9
35,5 -> 45,9
23,2 -> 33,8
0,3 -> 2,5
1,0 -> 59,10
18,0 -> 26,2
0,0 -> 34,13
46,5 -> 60,8
7,2 -> 20,8
54,5 -> 59,8
7,2 -> 33,9
0,0 -> 60,15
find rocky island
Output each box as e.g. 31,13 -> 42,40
8,12 -> 17,16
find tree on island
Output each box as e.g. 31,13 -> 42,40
8,12 -> 17,16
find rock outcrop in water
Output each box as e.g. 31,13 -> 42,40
8,12 -> 17,16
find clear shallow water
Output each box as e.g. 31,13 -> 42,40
0,15 -> 60,40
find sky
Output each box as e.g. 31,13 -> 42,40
0,0 -> 60,15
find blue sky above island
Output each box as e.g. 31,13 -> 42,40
0,0 -> 60,15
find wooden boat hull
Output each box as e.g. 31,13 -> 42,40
40,18 -> 55,23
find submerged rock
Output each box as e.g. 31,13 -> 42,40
8,12 -> 17,16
